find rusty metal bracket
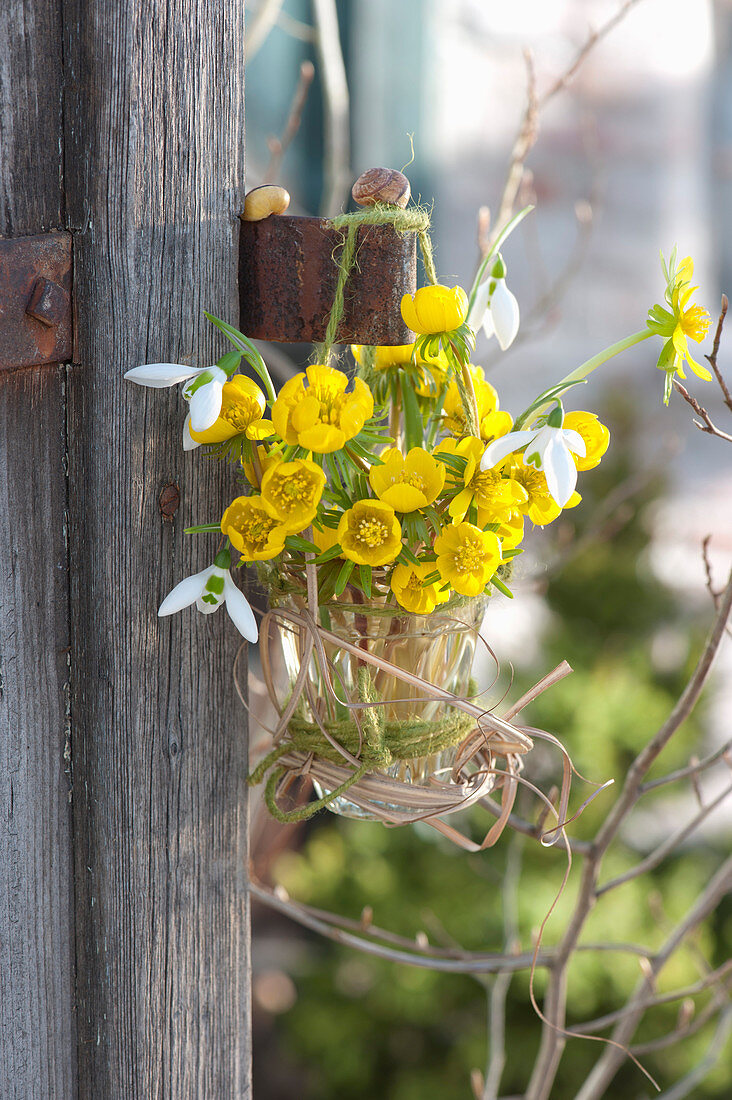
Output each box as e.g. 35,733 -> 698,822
239,215 -> 416,345
0,232 -> 72,370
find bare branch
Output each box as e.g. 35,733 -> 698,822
596,782 -> 732,896
640,737 -> 732,793
705,294 -> 732,413
250,880 -> 551,974
573,857 -> 732,1100
246,0 -> 286,59
492,0 -> 643,237
484,835 -> 524,1099
312,0 -> 351,216
653,1007 -> 732,1100
631,994 -> 731,1056
672,379 -> 732,443
539,0 -> 644,109
523,574 -> 732,1100
265,61 -> 316,183
594,567 -> 732,856
493,49 -> 538,241
569,962 -> 732,1034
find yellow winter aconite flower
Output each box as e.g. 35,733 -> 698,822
435,522 -> 502,597
444,436 -> 527,523
390,561 -> 450,615
495,511 -> 524,552
272,364 -> 374,453
260,457 -> 326,533
563,411 -> 610,471
189,375 -> 274,443
442,365 -> 501,438
241,446 -> 279,488
369,447 -> 445,512
351,343 -> 415,371
401,285 -> 469,335
480,408 -> 513,445
509,456 -> 580,526
647,255 -> 711,383
221,496 -> 288,561
337,500 -> 402,567
313,523 -> 340,556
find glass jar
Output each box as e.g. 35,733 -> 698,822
274,590 -> 489,819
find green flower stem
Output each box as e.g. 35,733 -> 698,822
558,329 -> 652,387
518,329 -> 652,427
390,375 -> 403,448
460,360 -> 480,438
466,204 -> 534,317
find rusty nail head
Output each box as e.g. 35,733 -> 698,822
159,483 -> 181,520
26,277 -> 68,328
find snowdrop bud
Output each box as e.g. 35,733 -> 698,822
489,279 -> 520,350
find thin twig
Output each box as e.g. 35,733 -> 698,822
631,992 -> 731,1055
540,0 -> 644,109
484,834 -> 524,1100
492,0 -> 643,238
640,737 -> 732,793
246,0 -> 286,59
569,962 -> 732,1034
596,781 -> 732,896
573,857 -> 732,1100
650,1006 -> 732,1100
250,880 -> 552,974
265,61 -> 316,182
672,379 -> 732,443
311,0 -> 351,216
524,571 -> 732,1100
705,294 -> 731,412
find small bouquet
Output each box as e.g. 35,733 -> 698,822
127,183 -> 711,835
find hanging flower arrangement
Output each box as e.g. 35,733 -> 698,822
126,176 -> 711,843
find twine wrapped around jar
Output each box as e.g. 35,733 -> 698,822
245,558 -> 596,851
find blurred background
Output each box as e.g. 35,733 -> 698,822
243,1 -> 732,1095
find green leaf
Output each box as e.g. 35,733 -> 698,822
284,534 -> 320,554
204,312 -> 277,404
358,564 -> 372,598
184,523 -> 221,534
491,575 -> 514,598
398,544 -> 419,566
334,558 -> 355,596
313,543 -> 344,564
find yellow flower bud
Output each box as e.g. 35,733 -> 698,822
400,285 -> 469,335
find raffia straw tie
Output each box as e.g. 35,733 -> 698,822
313,202 -> 438,365
246,555 -> 612,843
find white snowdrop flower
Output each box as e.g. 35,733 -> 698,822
480,408 -> 586,508
158,560 -> 258,642
124,362 -> 227,433
182,413 -> 200,452
466,255 -> 520,350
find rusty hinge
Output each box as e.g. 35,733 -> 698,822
0,232 -> 72,370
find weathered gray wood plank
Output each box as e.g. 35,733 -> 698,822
0,367 -> 75,1099
0,2 -> 75,1097
63,1 -> 251,1095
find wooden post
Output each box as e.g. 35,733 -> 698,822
1,1 -> 251,1095
0,3 -> 76,1096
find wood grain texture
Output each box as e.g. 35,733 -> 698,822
0,368 -> 76,1098
0,2 -> 76,1097
0,0 -> 65,237
63,1 -> 251,1096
